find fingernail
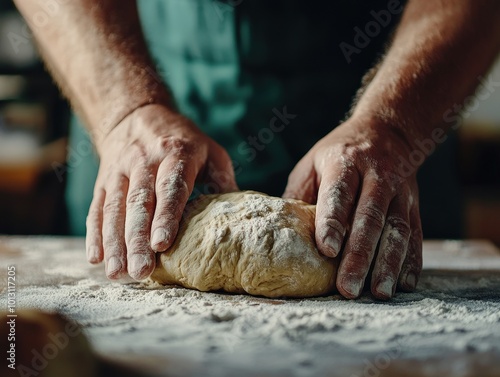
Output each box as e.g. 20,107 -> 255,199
128,254 -> 153,280
342,278 -> 363,298
405,272 -> 417,289
152,228 -> 167,248
87,246 -> 100,263
106,256 -> 122,276
324,234 -> 341,257
376,277 -> 395,298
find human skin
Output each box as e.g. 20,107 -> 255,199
283,1 -> 500,299
14,0 -> 500,298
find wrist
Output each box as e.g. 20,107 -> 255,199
349,107 -> 428,154
92,99 -> 180,156
88,83 -> 176,151
345,111 -> 436,179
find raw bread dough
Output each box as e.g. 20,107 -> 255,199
150,191 -> 338,298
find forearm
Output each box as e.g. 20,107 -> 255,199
14,0 -> 173,149
352,0 -> 500,147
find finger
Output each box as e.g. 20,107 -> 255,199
150,159 -> 197,252
205,145 -> 239,193
282,155 -> 318,204
101,175 -> 129,279
337,171 -> 393,299
398,203 -> 423,292
85,187 -> 105,264
315,162 -> 359,258
125,167 -> 157,280
371,195 -> 411,300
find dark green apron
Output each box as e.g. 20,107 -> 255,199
66,0 -> 462,238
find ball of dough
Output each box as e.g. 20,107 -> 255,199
150,191 -> 338,298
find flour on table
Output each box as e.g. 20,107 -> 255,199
1,236 -> 500,377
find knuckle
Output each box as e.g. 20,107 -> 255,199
126,234 -> 149,249
157,175 -> 189,197
327,181 -> 354,211
129,142 -> 149,165
346,141 -> 374,158
412,262 -> 423,275
103,195 -> 124,213
154,205 -> 180,226
346,248 -> 371,266
406,241 -> 423,272
158,136 -> 194,157
357,203 -> 385,229
85,216 -> 98,230
344,145 -> 363,159
155,182 -> 189,221
321,217 -> 345,235
377,248 -> 404,271
403,262 -> 422,279
366,167 -> 397,192
374,176 -> 394,194
384,182 -> 397,196
343,150 -> 360,166
127,188 -> 154,206
86,206 -> 100,223
102,243 -> 124,258
386,216 -> 411,240
155,180 -> 189,217
411,226 -> 423,242
407,243 -> 422,264
384,170 -> 404,186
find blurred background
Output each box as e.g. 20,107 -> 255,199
0,2 -> 69,235
0,2 -> 499,243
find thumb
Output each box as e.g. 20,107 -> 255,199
283,156 -> 318,204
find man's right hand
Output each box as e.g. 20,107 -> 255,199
11,1 -> 238,281
85,104 -> 238,280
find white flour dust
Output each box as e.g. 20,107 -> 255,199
202,193 -> 324,269
1,237 -> 500,377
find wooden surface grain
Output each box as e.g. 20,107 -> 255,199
0,237 -> 499,377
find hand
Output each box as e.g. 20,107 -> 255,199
283,117 -> 423,300
85,104 -> 238,280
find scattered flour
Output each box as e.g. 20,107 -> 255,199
1,236 -> 500,377
204,192 -> 323,269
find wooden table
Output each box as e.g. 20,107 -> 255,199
0,237 -> 499,377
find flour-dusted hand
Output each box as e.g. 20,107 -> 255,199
86,105 -> 238,280
283,118 -> 422,300
15,0 -> 500,294
283,0 -> 500,299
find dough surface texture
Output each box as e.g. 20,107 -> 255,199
150,191 -> 338,298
